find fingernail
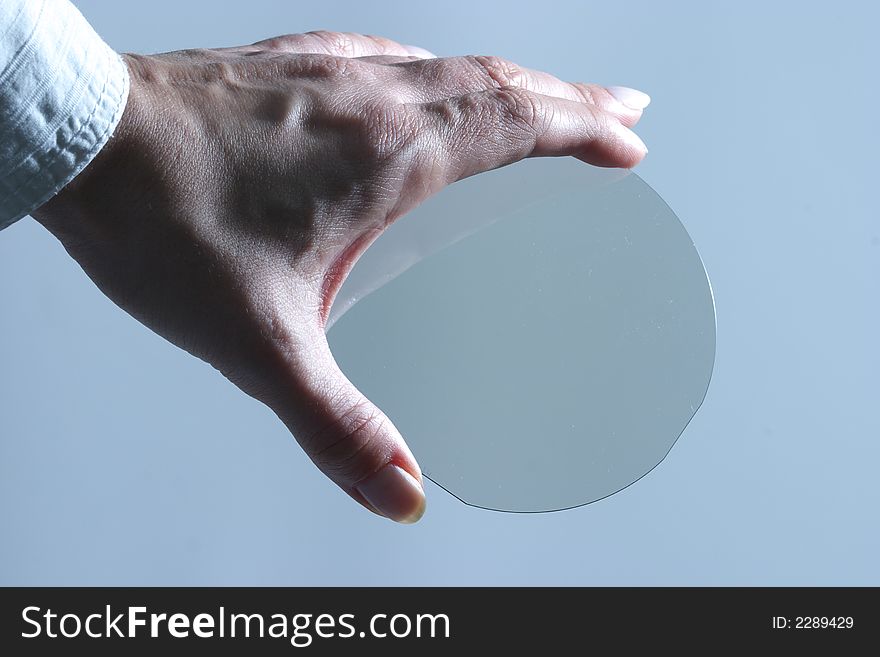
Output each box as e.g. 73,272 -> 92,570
405,45 -> 437,59
357,464 -> 426,524
606,86 -> 651,110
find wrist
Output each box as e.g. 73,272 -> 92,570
31,54 -> 147,235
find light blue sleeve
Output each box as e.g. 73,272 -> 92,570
0,0 -> 129,230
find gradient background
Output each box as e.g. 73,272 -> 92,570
1,0 -> 877,585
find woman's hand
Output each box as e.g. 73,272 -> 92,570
32,31 -> 649,523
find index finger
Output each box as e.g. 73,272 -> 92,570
422,86 -> 648,183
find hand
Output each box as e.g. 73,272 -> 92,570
32,31 -> 649,523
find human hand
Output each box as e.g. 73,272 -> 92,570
32,31 -> 649,523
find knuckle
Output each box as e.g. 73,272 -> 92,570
490,86 -> 540,129
468,54 -> 522,88
571,82 -> 598,105
254,34 -> 294,49
307,30 -> 357,56
186,59 -> 237,83
361,102 -> 421,163
420,97 -> 462,130
308,402 -> 390,481
292,53 -> 354,78
307,97 -> 420,170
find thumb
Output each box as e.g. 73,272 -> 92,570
276,326 -> 426,524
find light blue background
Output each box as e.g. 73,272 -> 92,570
1,0 -> 877,585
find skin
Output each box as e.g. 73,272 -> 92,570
31,31 -> 648,523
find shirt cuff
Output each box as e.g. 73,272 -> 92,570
0,0 -> 130,230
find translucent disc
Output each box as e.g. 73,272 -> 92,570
327,158 -> 715,512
